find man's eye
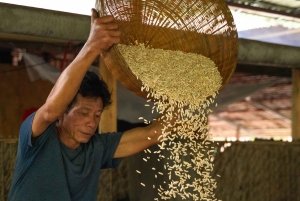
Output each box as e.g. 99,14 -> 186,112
81,112 -> 88,116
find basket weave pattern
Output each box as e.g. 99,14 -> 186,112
101,0 -> 238,98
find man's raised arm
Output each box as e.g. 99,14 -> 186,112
31,9 -> 121,137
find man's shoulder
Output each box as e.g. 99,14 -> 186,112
89,132 -> 123,149
20,112 -> 36,132
20,112 -> 57,135
18,112 -> 57,156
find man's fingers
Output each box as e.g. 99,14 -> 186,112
96,15 -> 115,24
105,23 -> 119,30
91,8 -> 99,24
88,9 -> 120,53
109,30 -> 121,37
112,36 -> 121,45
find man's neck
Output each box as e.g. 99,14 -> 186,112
56,126 -> 80,150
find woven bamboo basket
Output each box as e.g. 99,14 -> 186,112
98,0 -> 238,98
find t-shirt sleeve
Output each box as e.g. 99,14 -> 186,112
18,112 -> 51,158
98,132 -> 123,169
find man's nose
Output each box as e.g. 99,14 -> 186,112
87,116 -> 97,128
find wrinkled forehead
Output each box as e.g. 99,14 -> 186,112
72,94 -> 104,111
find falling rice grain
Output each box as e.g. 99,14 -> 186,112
118,43 -> 222,201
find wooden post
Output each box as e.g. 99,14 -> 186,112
292,69 -> 300,141
236,125 -> 240,141
98,57 -> 117,201
99,58 -> 117,133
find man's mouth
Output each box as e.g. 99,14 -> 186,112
81,131 -> 93,136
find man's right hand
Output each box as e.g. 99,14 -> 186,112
86,8 -> 121,55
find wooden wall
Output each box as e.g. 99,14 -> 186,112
125,141 -> 300,201
213,142 -> 300,201
0,64 -> 53,138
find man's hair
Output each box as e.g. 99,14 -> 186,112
65,71 -> 112,113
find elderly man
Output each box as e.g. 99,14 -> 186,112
8,9 -> 166,201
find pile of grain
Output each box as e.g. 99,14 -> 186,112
118,43 -> 222,201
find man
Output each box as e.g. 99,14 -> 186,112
8,9 -> 166,201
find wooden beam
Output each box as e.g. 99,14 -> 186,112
0,3 -> 90,42
235,64 -> 292,78
1,3 -> 300,69
0,39 -> 82,56
238,38 -> 300,69
292,69 -> 300,141
99,58 -> 117,133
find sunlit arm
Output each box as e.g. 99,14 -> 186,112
114,111 -> 178,158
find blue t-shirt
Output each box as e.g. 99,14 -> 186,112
8,112 -> 123,201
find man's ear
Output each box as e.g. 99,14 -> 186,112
57,113 -> 64,122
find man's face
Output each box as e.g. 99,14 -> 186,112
59,94 -> 103,145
